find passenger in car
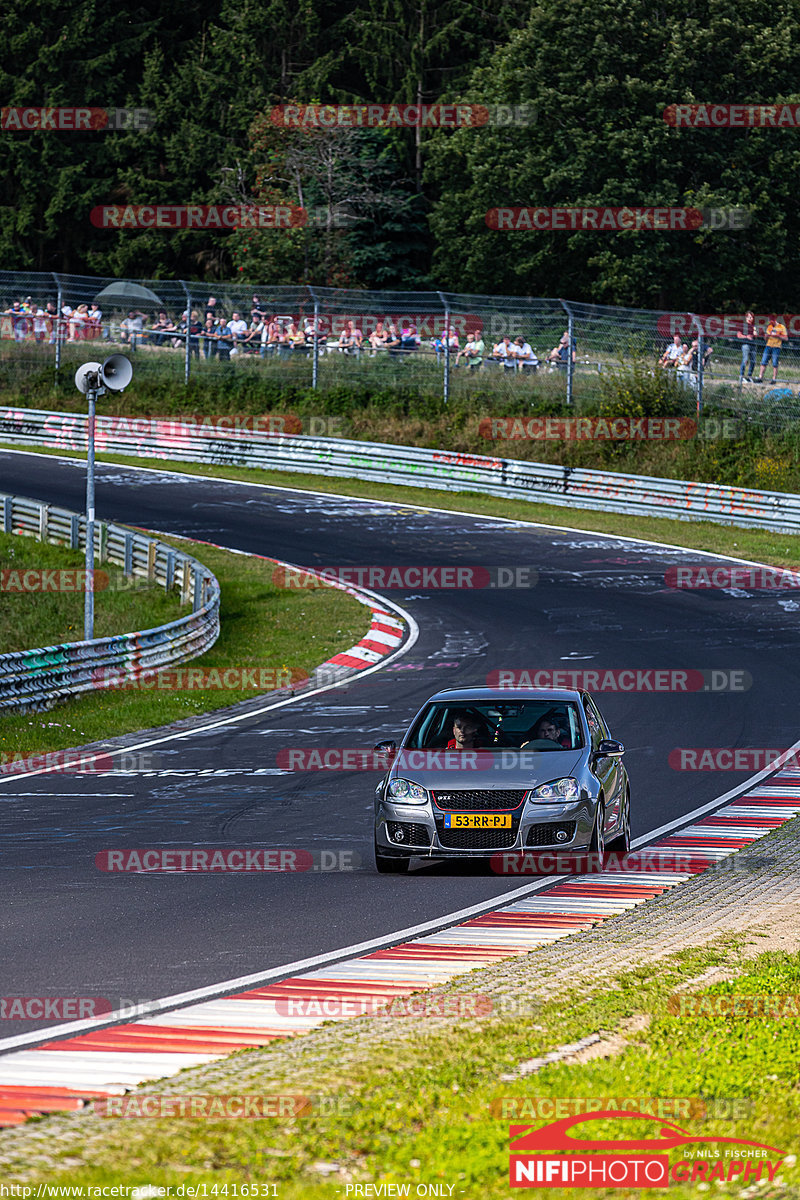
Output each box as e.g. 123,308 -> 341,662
521,713 -> 570,749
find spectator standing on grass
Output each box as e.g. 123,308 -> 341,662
33,307 -> 48,343
6,300 -> 28,341
659,333 -> 684,369
215,318 -> 234,362
756,314 -> 788,384
228,311 -> 248,354
737,310 -> 757,381
202,314 -> 217,360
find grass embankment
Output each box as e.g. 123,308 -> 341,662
7,933 -> 798,1196
0,531 -> 370,761
3,353 -> 800,492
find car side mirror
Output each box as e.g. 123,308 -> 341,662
374,740 -> 398,763
596,739 -> 625,759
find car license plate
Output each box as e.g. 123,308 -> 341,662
443,813 -> 512,829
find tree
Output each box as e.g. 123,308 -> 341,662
426,0 -> 800,310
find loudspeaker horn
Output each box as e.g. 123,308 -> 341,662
74,362 -> 103,395
100,355 -> 133,392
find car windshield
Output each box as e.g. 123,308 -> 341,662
407,701 -> 585,752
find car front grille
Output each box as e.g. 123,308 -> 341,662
431,789 -> 528,812
525,821 -> 577,847
438,826 -> 517,850
386,821 -> 430,847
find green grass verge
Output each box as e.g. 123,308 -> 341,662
4,443 -> 800,570
0,530 -> 370,761
8,933 -> 799,1195
0,530 -> 187,653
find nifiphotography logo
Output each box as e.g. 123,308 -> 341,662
508,1111 -> 785,1188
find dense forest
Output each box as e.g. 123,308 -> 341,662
3,0 -> 800,308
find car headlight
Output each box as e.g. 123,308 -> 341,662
387,778 -> 428,804
527,777 -> 579,802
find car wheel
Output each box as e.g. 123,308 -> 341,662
589,798 -> 605,861
607,789 -> 631,854
374,837 -> 410,874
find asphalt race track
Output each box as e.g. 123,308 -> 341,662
2,449 -> 799,1037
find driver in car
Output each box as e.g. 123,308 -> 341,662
446,713 -> 481,751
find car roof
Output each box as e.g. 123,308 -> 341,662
427,687 -> 585,702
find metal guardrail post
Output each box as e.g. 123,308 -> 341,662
560,299 -> 575,406
52,273 -> 63,377
70,514 -> 80,548
193,568 -> 203,611
3,496 -> 12,533
437,291 -> 451,405
309,286 -> 320,390
180,281 -> 192,385
124,533 -> 133,576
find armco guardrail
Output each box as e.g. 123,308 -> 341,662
1,406 -> 799,533
0,491 -> 220,712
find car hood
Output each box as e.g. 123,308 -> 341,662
388,749 -> 584,792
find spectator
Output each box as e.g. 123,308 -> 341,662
737,310 -> 757,382
240,315 -> 264,353
659,333 -> 684,369
204,296 -> 224,323
228,310 -> 249,355
431,326 -> 459,363
547,329 -> 576,367
369,320 -> 390,352
337,319 -> 363,353
385,323 -> 402,357
455,329 -> 485,369
150,310 -> 176,348
87,303 -> 103,340
6,300 -> 28,342
33,307 -> 48,343
45,301 -> 58,344
251,295 -> 266,321
119,309 -> 145,348
400,322 -> 420,353
202,315 -> 217,360
186,310 -> 202,359
493,334 -> 516,369
215,318 -> 234,362
513,336 -> 538,371
756,314 -> 788,384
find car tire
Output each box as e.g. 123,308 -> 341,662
374,838 -> 410,874
607,789 -> 631,854
588,798 -> 605,861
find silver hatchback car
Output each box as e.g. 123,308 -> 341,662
373,686 -> 630,873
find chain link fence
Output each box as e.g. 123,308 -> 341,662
2,271 -> 799,430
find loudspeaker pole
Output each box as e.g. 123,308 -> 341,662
75,356 -> 132,643
84,383 -> 99,641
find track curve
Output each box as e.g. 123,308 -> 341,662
1,449 -> 798,1036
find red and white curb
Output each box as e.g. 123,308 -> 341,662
1,772 -> 799,1126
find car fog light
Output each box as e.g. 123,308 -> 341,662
393,828 -> 405,842
555,829 -> 568,843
